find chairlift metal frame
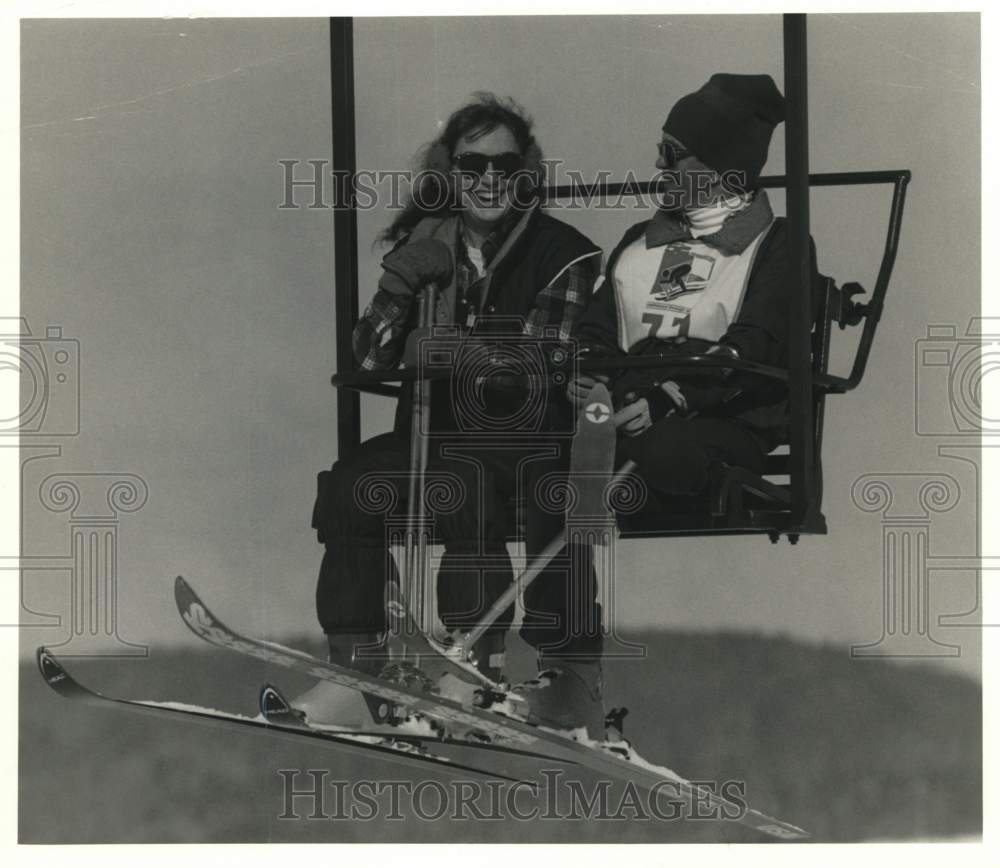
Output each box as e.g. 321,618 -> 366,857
326,14 -> 910,543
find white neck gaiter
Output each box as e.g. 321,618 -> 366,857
685,193 -> 752,239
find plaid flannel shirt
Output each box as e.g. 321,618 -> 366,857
353,221 -> 596,372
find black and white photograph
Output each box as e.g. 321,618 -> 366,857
6,2 -> 992,859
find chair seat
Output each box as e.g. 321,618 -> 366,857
498,457 -> 825,543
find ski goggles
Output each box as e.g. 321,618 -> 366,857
657,139 -> 693,168
453,151 -> 525,179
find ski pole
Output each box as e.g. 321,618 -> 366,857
456,459 -> 639,656
403,282 -> 438,635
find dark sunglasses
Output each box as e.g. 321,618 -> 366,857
453,151 -> 524,179
657,139 -> 692,168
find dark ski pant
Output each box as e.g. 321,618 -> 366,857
617,415 -> 770,501
312,431 -> 602,659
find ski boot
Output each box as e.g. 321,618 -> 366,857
512,656 -> 606,741
292,632 -> 399,728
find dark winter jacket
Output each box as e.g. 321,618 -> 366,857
353,202 -> 602,435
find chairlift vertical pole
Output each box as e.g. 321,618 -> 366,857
783,13 -> 815,531
330,17 -> 361,460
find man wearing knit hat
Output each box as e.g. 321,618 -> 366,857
556,75 -> 824,728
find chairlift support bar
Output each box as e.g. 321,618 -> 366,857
331,18 -> 361,460
783,13 -> 815,532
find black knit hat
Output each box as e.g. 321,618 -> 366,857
663,73 -> 785,189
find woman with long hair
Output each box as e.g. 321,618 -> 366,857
306,92 -> 607,736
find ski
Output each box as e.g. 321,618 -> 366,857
35,646 -> 530,784
257,682 -> 561,770
175,575 -> 809,840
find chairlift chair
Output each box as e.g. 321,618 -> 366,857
326,15 -> 911,546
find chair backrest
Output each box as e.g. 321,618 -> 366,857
758,275 -> 835,511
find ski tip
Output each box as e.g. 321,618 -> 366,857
260,684 -> 307,727
36,645 -> 53,671
173,575 -> 200,615
36,646 -> 66,686
259,684 -> 290,717
586,381 -> 611,405
754,820 -> 810,841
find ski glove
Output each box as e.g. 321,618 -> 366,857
379,239 -> 454,297
614,380 -> 685,422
